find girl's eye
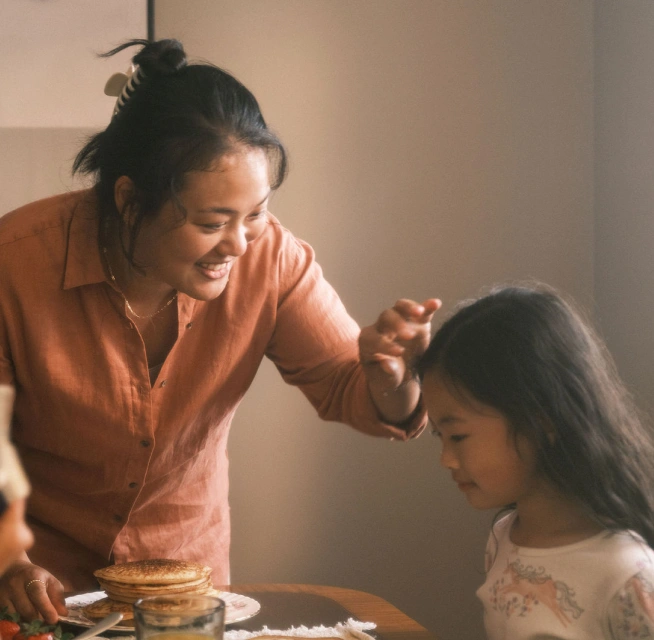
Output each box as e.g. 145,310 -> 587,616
450,434 -> 467,443
201,222 -> 227,231
249,210 -> 268,220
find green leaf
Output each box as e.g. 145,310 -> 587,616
0,605 -> 20,622
18,619 -> 55,637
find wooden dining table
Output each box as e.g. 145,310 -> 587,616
63,583 -> 440,640
221,583 -> 440,640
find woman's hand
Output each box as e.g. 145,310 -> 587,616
0,559 -> 67,624
359,297 -> 441,426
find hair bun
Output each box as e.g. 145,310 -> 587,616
133,39 -> 187,76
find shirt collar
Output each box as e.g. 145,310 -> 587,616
61,191 -> 202,321
62,190 -> 107,290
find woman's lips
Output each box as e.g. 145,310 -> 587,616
196,261 -> 232,280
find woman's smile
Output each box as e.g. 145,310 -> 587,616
195,260 -> 233,280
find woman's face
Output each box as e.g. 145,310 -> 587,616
423,371 -> 541,511
132,147 -> 271,301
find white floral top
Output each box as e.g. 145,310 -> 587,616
477,512 -> 654,639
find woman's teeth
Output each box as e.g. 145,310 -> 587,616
197,261 -> 231,279
199,263 -> 222,270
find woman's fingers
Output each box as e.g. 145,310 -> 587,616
11,579 -> 43,621
50,584 -> 69,617
0,564 -> 66,624
359,327 -> 404,364
360,296 -> 442,390
32,577 -> 67,622
419,297 -> 443,319
374,298 -> 441,340
361,298 -> 441,362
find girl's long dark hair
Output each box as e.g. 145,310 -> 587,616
73,38 -> 288,265
417,283 -> 654,548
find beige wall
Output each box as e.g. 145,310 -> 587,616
0,129 -> 92,213
0,0 -> 145,212
0,0 -> 144,127
594,1 -> 654,416
156,3 -> 593,640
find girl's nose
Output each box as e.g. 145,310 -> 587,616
440,443 -> 459,470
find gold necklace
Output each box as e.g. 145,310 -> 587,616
102,247 -> 177,319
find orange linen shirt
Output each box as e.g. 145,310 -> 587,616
0,190 -> 426,591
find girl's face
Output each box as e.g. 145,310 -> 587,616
131,146 -> 271,301
423,371 -> 542,510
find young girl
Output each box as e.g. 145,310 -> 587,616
417,284 -> 654,639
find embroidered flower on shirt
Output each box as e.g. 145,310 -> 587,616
488,558 -> 584,628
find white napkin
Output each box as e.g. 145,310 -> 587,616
224,618 -> 377,639
94,618 -> 376,640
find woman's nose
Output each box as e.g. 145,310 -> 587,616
219,223 -> 249,256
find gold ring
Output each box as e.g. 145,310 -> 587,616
25,579 -> 46,592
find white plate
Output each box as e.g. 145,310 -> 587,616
62,590 -> 260,631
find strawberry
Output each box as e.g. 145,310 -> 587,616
13,621 -> 72,640
0,607 -> 20,640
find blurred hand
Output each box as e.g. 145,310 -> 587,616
0,500 -> 33,577
0,557 -> 67,624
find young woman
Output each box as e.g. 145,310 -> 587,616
0,39 -> 439,623
418,284 -> 654,639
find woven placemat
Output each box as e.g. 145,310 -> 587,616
225,619 -> 376,639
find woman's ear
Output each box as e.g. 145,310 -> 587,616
114,176 -> 136,226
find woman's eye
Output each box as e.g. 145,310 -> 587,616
249,210 -> 267,220
430,429 -> 441,439
450,434 -> 467,443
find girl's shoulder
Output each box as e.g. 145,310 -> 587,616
581,530 -> 654,603
606,558 -> 654,637
596,529 -> 654,560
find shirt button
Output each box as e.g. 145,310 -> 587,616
128,482 -> 138,489
186,322 -> 193,329
140,440 -> 151,448
160,380 -> 167,387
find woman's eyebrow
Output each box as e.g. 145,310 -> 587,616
198,190 -> 271,215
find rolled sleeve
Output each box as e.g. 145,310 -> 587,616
265,231 -> 427,440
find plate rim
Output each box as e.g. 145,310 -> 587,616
62,589 -> 260,629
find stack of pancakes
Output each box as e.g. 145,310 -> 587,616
83,559 -> 217,626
